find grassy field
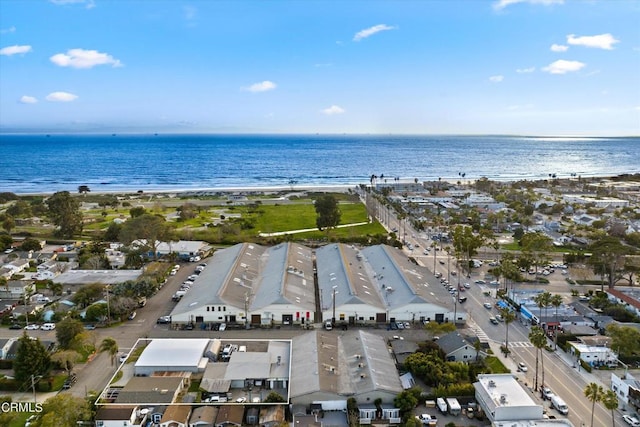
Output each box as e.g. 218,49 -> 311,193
7,192 -> 391,249
76,194 -> 380,243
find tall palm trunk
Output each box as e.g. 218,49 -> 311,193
534,347 -> 539,391
540,347 -> 545,389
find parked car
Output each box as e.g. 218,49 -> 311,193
623,414 -> 640,426
9,323 -> 22,330
218,323 -> 227,331
41,323 -> 56,331
157,316 -> 171,324
542,387 -> 554,400
24,324 -> 40,330
416,414 -> 437,426
235,397 -> 247,403
84,324 -> 96,330
128,311 -> 137,320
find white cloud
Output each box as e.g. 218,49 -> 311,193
49,0 -> 95,9
493,0 -> 563,11
567,33 -> 619,50
489,75 -> 504,83
321,105 -> 345,115
516,67 -> 535,73
20,96 -> 37,104
1,26 -> 16,34
550,44 -> 568,52
242,81 -> 277,92
50,48 -> 122,69
46,91 -> 78,102
353,24 -> 396,41
542,59 -> 586,74
0,45 -> 32,56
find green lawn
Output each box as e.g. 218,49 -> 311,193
485,356 -> 510,373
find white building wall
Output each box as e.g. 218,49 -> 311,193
323,303 -> 382,324
494,405 -> 543,421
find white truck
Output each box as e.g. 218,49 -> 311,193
436,397 -> 448,414
550,395 -> 569,415
446,398 -> 462,416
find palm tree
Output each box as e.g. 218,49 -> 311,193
601,389 -> 618,427
99,337 -> 119,366
500,307 -> 516,352
584,382 -> 603,427
550,293 -> 563,349
533,291 -> 552,329
529,326 -> 546,391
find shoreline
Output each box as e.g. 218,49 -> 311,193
6,173 -> 637,198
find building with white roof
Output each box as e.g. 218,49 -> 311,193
134,338 -> 210,376
474,374 -> 543,423
568,342 -> 618,368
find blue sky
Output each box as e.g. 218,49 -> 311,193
1,0 -> 639,135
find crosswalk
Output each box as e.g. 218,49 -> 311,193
508,341 -> 534,348
474,327 -> 490,344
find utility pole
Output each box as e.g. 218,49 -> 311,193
332,285 -> 338,325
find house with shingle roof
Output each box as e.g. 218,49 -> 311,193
214,405 -> 244,427
189,406 -> 218,427
437,331 -> 481,362
160,404 -> 192,427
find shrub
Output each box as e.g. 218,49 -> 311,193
580,359 -> 592,372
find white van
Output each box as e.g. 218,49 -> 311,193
550,395 -> 569,415
41,323 -> 56,331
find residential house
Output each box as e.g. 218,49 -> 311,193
160,405 -> 192,427
0,280 -> 35,300
94,405 -> 147,427
214,405 -> 244,427
189,406 -> 218,427
437,331 -> 480,362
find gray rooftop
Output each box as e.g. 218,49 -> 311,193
54,269 -> 143,285
290,330 -> 402,399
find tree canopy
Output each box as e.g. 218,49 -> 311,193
607,324 -> 640,358
46,191 -> 83,238
118,213 -> 172,259
13,333 -> 51,385
314,195 -> 341,231
32,394 -> 92,427
56,317 -> 85,350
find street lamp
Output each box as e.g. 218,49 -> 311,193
332,285 -> 338,326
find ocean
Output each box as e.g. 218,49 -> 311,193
0,134 -> 638,194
